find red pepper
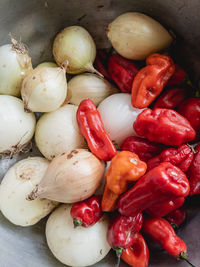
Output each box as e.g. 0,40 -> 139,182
147,144 -> 194,173
117,162 -> 190,217
94,49 -> 110,79
153,87 -> 187,109
121,233 -> 149,267
142,217 -> 187,259
133,108 -> 196,146
146,197 -> 185,218
187,144 -> 200,195
76,99 -> 117,161
70,195 -> 102,227
178,97 -> 200,139
121,136 -> 165,162
166,206 -> 186,228
108,54 -> 139,93
167,64 -> 187,86
107,213 -> 143,257
131,53 -> 175,108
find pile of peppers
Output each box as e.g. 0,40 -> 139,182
72,50 -> 200,267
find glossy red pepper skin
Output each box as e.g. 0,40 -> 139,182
131,53 -> 175,108
133,108 -> 196,146
107,213 -> 143,255
167,64 -> 187,86
142,217 -> 187,259
146,197 -> 185,218
70,195 -> 102,227
147,144 -> 194,173
178,97 -> 200,139
121,232 -> 149,267
108,54 -> 139,93
94,49 -> 110,79
77,99 -> 117,161
187,145 -> 200,195
153,87 -> 187,109
121,136 -> 165,162
117,162 -> 190,217
166,206 -> 186,228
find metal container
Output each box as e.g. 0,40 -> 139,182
0,0 -> 200,266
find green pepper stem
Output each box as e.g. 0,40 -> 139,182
180,252 -> 196,267
114,247 -> 123,267
73,218 -> 82,228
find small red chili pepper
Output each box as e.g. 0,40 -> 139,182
121,136 -> 165,162
178,97 -> 200,139
167,64 -> 187,86
147,144 -> 194,173
94,49 -> 110,79
131,53 -> 175,109
133,108 -> 196,146
117,162 -> 190,217
108,54 -> 139,93
107,213 -> 143,257
70,195 -> 102,227
166,206 -> 186,228
187,144 -> 200,195
142,217 -> 188,259
121,232 -> 149,267
153,87 -> 187,109
146,197 -> 185,218
76,99 -> 117,161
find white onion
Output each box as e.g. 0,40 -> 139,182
67,73 -> 118,106
0,95 -> 36,156
53,26 -> 101,76
0,157 -> 58,226
21,66 -> 67,113
35,104 -> 86,160
46,204 -> 110,267
28,149 -> 105,203
98,94 -> 145,148
107,12 -> 173,60
0,39 -> 32,96
37,62 -> 58,68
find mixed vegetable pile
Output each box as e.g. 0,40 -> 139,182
0,11 -> 199,267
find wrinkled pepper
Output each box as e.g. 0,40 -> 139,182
167,64 -> 187,86
166,206 -> 186,228
108,54 -> 139,93
121,232 -> 149,267
70,195 -> 102,227
121,136 -> 165,162
178,97 -> 200,139
107,213 -> 143,257
76,99 -> 117,161
187,144 -> 200,195
101,151 -> 147,211
131,53 -> 175,109
147,144 -> 194,173
153,87 -> 187,109
146,197 -> 185,218
133,108 -> 196,146
117,162 -> 190,217
142,217 -> 187,259
94,49 -> 110,79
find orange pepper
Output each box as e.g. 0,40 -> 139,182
101,151 -> 147,211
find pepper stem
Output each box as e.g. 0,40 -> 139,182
114,247 -> 123,267
171,223 -> 178,230
180,252 -> 196,267
73,218 -> 82,228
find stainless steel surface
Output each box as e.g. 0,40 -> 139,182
0,0 -> 200,266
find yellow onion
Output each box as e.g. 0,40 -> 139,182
107,12 -> 173,60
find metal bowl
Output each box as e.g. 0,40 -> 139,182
0,1 -> 200,266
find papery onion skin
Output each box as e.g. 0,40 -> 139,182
37,62 -> 58,68
0,42 -> 32,97
21,66 -> 67,113
53,26 -> 97,74
35,104 -> 86,160
107,12 -> 173,60
0,95 -> 36,155
98,94 -> 145,148
28,149 -> 105,203
0,157 -> 58,226
67,73 -> 118,106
